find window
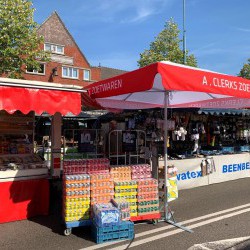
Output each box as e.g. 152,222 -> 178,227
26,63 -> 45,75
44,43 -> 64,54
62,66 -> 78,79
83,69 -> 90,81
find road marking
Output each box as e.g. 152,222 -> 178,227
188,236 -> 250,250
109,207 -> 250,250
135,203 -> 250,238
82,203 -> 250,250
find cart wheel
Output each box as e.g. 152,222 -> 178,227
64,228 -> 72,236
152,219 -> 158,225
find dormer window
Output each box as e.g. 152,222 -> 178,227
44,43 -> 64,55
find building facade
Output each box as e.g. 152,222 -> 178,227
23,11 -> 101,87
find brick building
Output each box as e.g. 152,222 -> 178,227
23,11 -> 127,86
23,11 -> 101,87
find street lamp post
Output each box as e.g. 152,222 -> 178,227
183,0 -> 186,64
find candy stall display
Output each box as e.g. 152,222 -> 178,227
114,181 -> 138,217
90,173 -> 114,206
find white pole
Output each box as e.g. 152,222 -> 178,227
183,0 -> 187,64
164,91 -> 169,220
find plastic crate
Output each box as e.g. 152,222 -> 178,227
91,221 -> 134,244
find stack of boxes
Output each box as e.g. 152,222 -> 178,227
90,173 -> 114,206
111,198 -> 130,221
63,174 -> 91,222
87,158 -> 110,174
63,158 -> 110,175
114,181 -> 138,217
62,159 -> 161,227
131,164 -> 151,179
91,202 -> 134,244
110,166 -> 131,181
137,178 -> 160,216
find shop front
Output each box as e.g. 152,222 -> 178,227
0,77 -> 82,223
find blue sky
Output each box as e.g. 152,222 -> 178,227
32,0 -> 250,76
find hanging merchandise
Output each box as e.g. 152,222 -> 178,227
191,129 -> 200,153
206,157 -> 216,174
200,157 -> 216,176
173,126 -> 187,141
128,118 -> 136,129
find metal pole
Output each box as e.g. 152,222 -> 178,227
164,91 -> 169,220
162,91 -> 193,233
183,0 -> 186,64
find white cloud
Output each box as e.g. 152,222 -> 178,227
76,0 -> 174,23
235,27 -> 250,33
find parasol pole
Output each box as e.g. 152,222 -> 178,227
163,90 -> 193,232
163,91 -> 169,220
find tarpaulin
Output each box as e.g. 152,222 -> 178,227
0,86 -> 81,115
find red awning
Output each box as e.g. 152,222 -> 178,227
86,61 -> 250,109
0,86 -> 81,115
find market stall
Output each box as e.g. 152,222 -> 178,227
0,77 -> 82,223
85,61 -> 250,227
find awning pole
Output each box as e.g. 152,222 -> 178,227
162,91 -> 193,233
163,91 -> 169,220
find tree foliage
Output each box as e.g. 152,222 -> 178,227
0,0 -> 49,78
238,59 -> 250,80
137,18 -> 197,68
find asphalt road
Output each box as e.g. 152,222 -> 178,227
0,177 -> 250,250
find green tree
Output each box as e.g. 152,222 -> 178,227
138,18 -> 197,68
238,59 -> 250,80
0,0 -> 49,78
